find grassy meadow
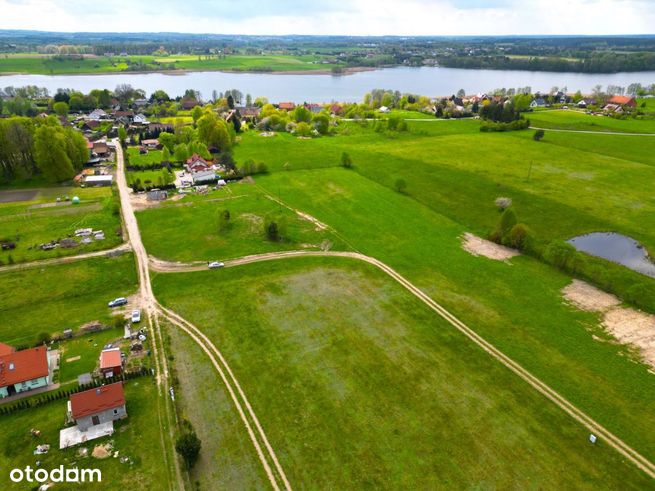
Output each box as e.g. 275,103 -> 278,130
0,186 -> 123,264
137,183 -> 348,262
0,253 -> 137,346
528,109 -> 655,133
0,53 -> 337,75
154,258 -> 653,488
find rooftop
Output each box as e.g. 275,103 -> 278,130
70,382 -> 125,419
0,346 -> 49,387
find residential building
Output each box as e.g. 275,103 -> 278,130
99,348 -> 123,379
607,95 -> 637,107
141,139 -> 160,149
92,141 -> 109,157
88,109 -> 108,121
69,382 -> 127,431
185,154 -> 210,173
133,113 -> 149,125
278,102 -> 296,111
0,345 -> 50,398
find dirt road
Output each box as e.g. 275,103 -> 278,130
149,249 -> 655,480
0,243 -> 131,274
114,141 -> 291,491
529,126 -> 655,136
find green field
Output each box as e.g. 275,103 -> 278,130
154,258 -> 652,488
126,147 -> 165,168
164,321 -> 267,489
0,253 -> 137,346
0,186 -> 123,264
529,109 -> 655,133
0,379 -> 172,490
137,183 -> 348,262
235,120 -> 655,255
0,53 -> 339,75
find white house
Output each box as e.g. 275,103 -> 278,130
133,114 -> 149,125
88,109 -> 108,121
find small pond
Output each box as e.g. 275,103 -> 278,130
567,232 -> 655,278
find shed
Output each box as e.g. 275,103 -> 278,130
84,175 -> 113,187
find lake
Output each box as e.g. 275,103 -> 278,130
567,232 -> 655,278
1,66 -> 655,102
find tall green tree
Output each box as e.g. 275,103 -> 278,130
34,125 -> 75,182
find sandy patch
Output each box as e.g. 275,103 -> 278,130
65,356 -> 81,363
562,279 -> 655,370
603,308 -> 655,367
461,233 -> 519,261
562,280 -> 621,312
296,211 -> 328,231
92,443 -> 112,459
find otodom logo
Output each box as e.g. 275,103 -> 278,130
9,465 -> 102,484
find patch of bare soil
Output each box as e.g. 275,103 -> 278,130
603,308 -> 655,367
562,279 -> 655,370
92,443 -> 112,459
296,210 -> 328,231
562,280 -> 621,312
461,233 -> 519,261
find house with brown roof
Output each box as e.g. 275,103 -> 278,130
92,141 -> 109,157
607,95 -> 637,107
69,382 -> 127,431
99,348 -> 123,379
141,139 -> 160,149
237,106 -> 261,120
0,345 -> 51,398
278,102 -> 296,111
181,98 -> 199,110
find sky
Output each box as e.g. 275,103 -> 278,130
1,0 -> 655,36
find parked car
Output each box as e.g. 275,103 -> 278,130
108,297 -> 128,308
208,261 -> 225,269
131,309 -> 141,323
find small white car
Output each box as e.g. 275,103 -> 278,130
208,261 -> 225,269
131,309 -> 141,323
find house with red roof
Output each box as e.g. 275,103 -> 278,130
185,154 -> 210,173
99,348 -> 123,379
69,382 -> 127,431
185,154 -> 217,184
607,95 -> 637,107
0,345 -> 51,398
278,102 -> 296,111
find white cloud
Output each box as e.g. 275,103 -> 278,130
0,0 -> 654,35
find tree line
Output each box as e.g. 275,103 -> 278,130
0,116 -> 88,184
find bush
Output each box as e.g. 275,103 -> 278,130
37,332 -> 51,345
491,208 -> 517,244
394,179 -> 407,194
480,119 -> 530,132
340,152 -> 353,169
506,223 -> 532,249
533,129 -> 545,141
176,429 -> 202,469
217,209 -> 231,233
265,221 -> 279,241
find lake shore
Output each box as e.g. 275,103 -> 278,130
0,66 -> 379,77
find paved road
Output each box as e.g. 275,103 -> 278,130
149,249 -> 655,480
